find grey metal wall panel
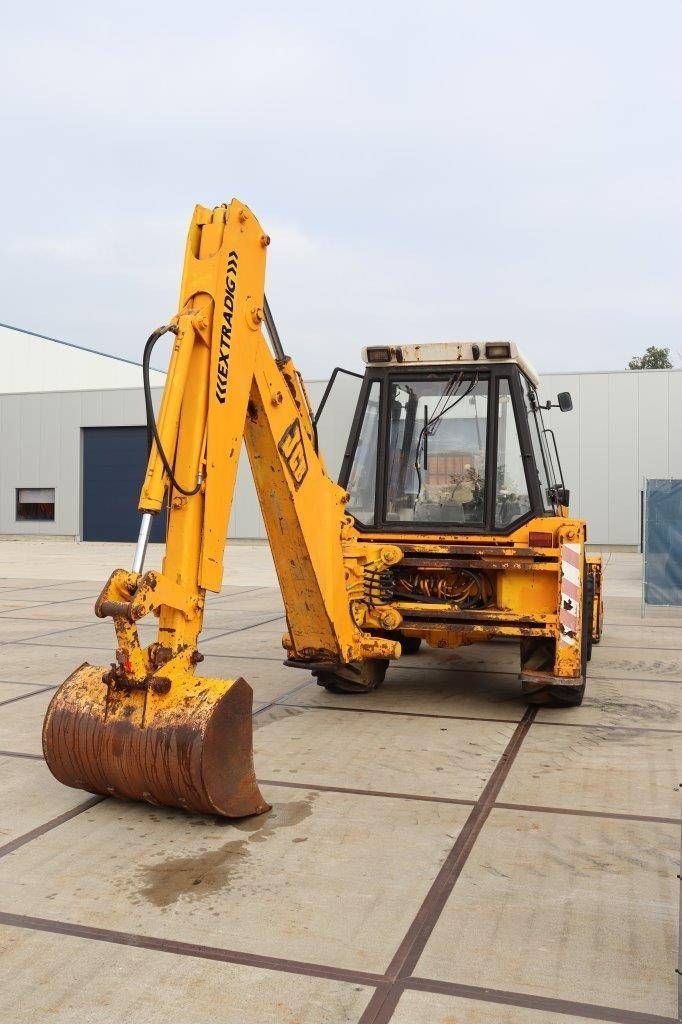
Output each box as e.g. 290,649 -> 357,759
637,372 -> 669,480
668,373 -> 682,479
578,375 -> 610,542
2,371 -> 681,546
607,372 -> 639,545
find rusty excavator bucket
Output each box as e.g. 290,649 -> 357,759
43,663 -> 270,818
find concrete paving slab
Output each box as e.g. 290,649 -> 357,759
600,622 -> 682,648
392,990 -> 603,1023
0,578 -> 71,590
414,641 -> 521,675
0,757 -> 91,847
200,606 -> 287,634
0,680 -> 49,701
605,602 -> 682,627
285,664 -> 526,720
20,620 -> 230,650
537,675 -> 682,731
200,619 -> 288,658
0,790 -> 468,974
254,704 -> 515,800
0,598 -> 54,613
0,584 -> 96,602
0,688 -> 52,756
499,722 -> 681,818
416,808 -> 679,1017
0,643 -> 108,686
589,645 -> 682,682
0,599 -> 100,622
0,539 -> 278,587
203,587 -> 282,612
0,618 -> 102,645
198,655 -> 312,708
0,924 -> 372,1024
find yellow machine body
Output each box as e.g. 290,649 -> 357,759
43,200 -> 603,818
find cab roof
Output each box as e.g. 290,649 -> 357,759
361,341 -> 540,388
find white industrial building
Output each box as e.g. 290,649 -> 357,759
1,321 -> 679,548
0,322 -> 166,393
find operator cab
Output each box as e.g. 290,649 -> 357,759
322,342 -> 571,535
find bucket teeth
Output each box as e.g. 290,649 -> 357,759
43,665 -> 270,819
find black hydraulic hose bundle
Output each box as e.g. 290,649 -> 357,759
141,296 -> 287,497
142,324 -> 202,497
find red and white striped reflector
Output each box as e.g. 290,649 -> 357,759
559,542 -> 581,646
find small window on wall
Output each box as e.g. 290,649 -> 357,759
16,488 -> 55,521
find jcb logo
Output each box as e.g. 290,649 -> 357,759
278,419 -> 308,489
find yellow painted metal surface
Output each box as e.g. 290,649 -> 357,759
43,199 -> 601,818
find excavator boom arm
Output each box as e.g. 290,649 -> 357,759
42,200 -> 398,818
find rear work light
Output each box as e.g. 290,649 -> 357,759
366,347 -> 392,363
485,342 -> 511,359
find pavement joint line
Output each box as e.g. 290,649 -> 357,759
0,593 -> 99,615
0,797 -> 105,860
0,685 -> 56,708
0,910 -> 388,988
277,701 -> 523,725
258,778 -> 478,808
273,701 -> 682,736
492,802 -> 681,826
252,680 -> 318,718
356,707 -> 538,1024
0,618 -> 110,648
600,644 -> 682,652
200,613 -> 286,643
0,748 -> 676,826
0,910 -> 671,1024
2,667 -> 678,737
0,678 -> 55,688
174,648 -> 682,688
0,749 -> 44,761
206,585 -> 274,604
403,977 -> 679,1024
8,614 -> 284,650
608,620 -> 682,630
0,580 -> 69,595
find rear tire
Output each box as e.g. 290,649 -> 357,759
585,571 -> 595,662
526,680 -> 585,707
525,565 -> 590,708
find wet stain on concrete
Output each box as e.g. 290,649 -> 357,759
136,795 -> 316,907
138,838 -> 250,907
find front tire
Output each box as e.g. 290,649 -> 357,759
313,658 -> 388,694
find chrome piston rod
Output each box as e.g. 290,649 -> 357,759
132,513 -> 154,574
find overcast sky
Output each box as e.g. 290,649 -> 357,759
2,1 -> 680,379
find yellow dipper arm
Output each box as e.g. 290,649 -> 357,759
134,200 -> 396,666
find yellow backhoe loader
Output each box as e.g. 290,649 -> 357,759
43,200 -> 603,818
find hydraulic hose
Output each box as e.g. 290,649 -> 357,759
142,324 -> 202,497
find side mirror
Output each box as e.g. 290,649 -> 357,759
557,392 -> 573,413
